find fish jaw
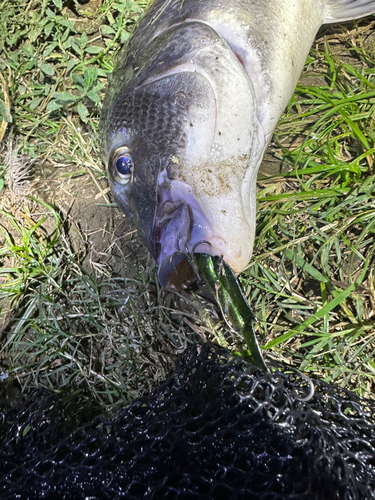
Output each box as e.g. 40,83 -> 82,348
154,170 -> 225,288
153,169 -> 255,289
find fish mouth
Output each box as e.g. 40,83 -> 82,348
153,171 -> 225,289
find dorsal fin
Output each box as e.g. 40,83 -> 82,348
324,0 -> 375,23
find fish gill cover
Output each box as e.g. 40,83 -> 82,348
0,343 -> 375,500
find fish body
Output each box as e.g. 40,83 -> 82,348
100,0 -> 375,288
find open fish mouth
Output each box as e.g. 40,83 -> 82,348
153,171 -> 225,289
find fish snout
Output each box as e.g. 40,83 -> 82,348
154,197 -> 231,289
154,198 -> 196,289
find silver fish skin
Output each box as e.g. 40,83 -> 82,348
100,0 -> 375,288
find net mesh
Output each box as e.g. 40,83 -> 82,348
1,342 -> 375,499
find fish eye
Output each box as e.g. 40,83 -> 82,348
116,156 -> 132,176
110,147 -> 133,184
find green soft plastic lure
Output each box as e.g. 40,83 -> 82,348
194,254 -> 268,372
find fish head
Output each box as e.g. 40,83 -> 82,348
101,24 -> 260,289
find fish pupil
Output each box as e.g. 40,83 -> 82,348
116,156 -> 132,176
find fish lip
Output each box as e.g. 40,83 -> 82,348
153,198 -> 202,289
152,171 -> 223,289
156,230 -> 216,290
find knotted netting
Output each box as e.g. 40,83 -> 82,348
1,343 -> 374,499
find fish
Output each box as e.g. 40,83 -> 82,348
100,0 -> 375,289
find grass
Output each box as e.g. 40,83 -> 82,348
246,21 -> 375,394
0,198 -> 203,409
0,0 -> 374,411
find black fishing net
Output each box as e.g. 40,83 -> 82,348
1,343 -> 375,500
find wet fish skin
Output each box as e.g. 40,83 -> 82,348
100,0 -> 375,288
